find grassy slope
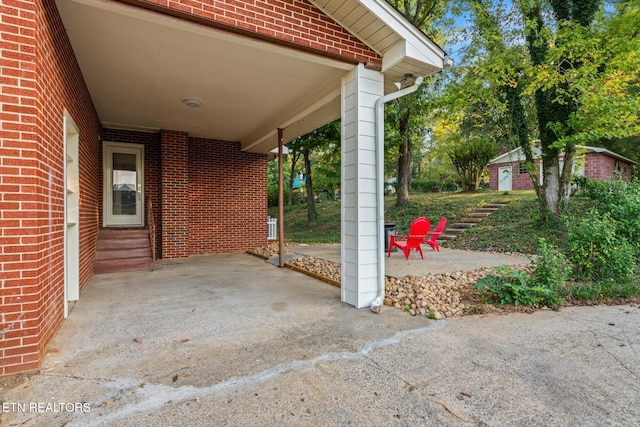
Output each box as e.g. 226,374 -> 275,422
269,190 -> 595,253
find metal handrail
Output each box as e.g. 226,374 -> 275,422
147,197 -> 156,271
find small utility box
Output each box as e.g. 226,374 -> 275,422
384,223 -> 397,252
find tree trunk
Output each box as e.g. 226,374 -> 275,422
559,142 -> 576,206
542,154 -> 560,215
303,148 -> 317,221
396,113 -> 412,206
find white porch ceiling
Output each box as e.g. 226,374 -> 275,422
56,0 -> 445,154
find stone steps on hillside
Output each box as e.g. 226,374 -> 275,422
437,202 -> 509,243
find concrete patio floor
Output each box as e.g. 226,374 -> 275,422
1,252 -> 639,426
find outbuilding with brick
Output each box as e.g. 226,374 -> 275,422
488,145 -> 636,192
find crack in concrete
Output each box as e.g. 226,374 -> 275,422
66,322 -> 446,427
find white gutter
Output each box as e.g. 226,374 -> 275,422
370,75 -> 424,313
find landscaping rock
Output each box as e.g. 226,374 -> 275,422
250,246 -> 532,318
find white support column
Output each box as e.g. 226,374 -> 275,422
340,64 -> 384,308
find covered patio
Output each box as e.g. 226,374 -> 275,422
57,0 -> 447,307
1,0 -> 447,376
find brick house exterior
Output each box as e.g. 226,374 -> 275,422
1,0 -> 445,376
488,146 -> 636,191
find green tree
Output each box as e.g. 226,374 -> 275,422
518,0 -> 640,214
447,136 -> 499,191
385,0 -> 451,205
287,121 -> 340,221
443,0 -> 639,215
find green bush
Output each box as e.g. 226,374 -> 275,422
581,177 -> 640,257
474,265 -> 563,310
565,209 -> 636,284
532,238 -> 571,291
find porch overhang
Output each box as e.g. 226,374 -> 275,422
56,0 -> 445,154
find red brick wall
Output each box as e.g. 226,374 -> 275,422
0,0 -> 101,376
584,152 -> 633,181
135,0 -> 381,68
189,138 -> 268,254
489,161 -> 537,191
100,131 -> 268,257
161,130 -> 190,257
512,162 -> 536,190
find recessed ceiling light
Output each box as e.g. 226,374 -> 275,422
182,98 -> 203,108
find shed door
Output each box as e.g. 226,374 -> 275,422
498,166 -> 512,191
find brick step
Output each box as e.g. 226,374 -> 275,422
95,247 -> 151,261
475,207 -> 500,212
482,203 -> 509,208
96,237 -> 150,251
98,228 -> 148,239
94,257 -> 153,274
94,227 -> 152,274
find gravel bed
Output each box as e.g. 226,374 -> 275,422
250,246 -> 532,319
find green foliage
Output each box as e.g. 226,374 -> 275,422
446,136 -> 500,191
447,192 -> 572,254
565,209 -> 636,284
564,177 -> 640,292
410,179 -> 457,193
473,265 -> 563,310
531,238 -> 571,291
269,191 -> 532,244
570,281 -> 640,301
581,177 -> 640,256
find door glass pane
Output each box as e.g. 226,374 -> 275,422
112,153 -> 137,215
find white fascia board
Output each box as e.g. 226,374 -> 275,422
381,38 -> 444,73
489,147 -> 526,165
358,0 -> 445,62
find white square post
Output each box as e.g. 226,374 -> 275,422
340,64 -> 384,308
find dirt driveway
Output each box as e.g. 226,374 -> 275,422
1,253 -> 639,426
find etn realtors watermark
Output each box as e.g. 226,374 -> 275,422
1,402 -> 91,413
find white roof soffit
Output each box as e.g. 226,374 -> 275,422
310,0 -> 446,92
56,0 -> 354,154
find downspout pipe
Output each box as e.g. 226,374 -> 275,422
370,75 -> 424,313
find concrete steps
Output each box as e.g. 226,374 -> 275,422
94,228 -> 152,274
437,202 -> 509,244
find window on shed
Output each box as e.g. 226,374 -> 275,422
518,163 -> 528,174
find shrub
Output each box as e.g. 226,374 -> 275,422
532,238 -> 571,291
474,265 -> 563,310
565,209 -> 636,284
581,177 -> 640,257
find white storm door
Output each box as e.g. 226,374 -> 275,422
103,142 -> 144,226
498,166 -> 512,191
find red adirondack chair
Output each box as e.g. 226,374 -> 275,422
387,217 -> 431,260
423,216 -> 447,252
